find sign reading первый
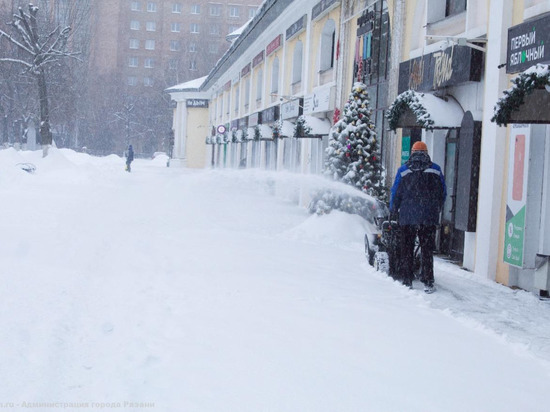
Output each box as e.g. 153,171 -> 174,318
506,14 -> 550,73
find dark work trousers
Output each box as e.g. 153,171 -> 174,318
399,225 -> 436,286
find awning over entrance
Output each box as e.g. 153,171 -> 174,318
246,127 -> 255,140
235,129 -> 243,141
492,64 -> 550,126
280,120 -> 295,138
388,90 -> 464,131
303,116 -> 331,136
258,124 -> 273,139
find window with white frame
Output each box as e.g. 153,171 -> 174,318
320,19 -> 335,72
189,60 -> 197,71
271,57 -> 279,94
129,38 -> 139,49
209,24 -> 220,35
191,4 -> 200,14
235,87 -> 240,112
131,1 -> 141,11
248,7 -> 257,19
130,20 -> 140,30
171,22 -> 181,32
427,0 -> 466,23
144,77 -> 154,87
168,59 -> 178,69
170,40 -> 181,51
208,43 -> 217,54
128,76 -> 138,86
147,2 -> 157,12
292,41 -> 303,83
188,42 -> 197,52
209,4 -> 221,16
129,57 -> 139,67
145,39 -> 155,50
228,25 -> 239,34
244,77 -> 250,107
144,58 -> 154,68
172,3 -> 182,13
229,6 -> 239,17
146,21 -> 156,31
190,23 -> 199,33
256,70 -> 263,101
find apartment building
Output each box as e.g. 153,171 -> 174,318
90,0 -> 262,89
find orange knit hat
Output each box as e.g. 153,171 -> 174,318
411,141 -> 428,152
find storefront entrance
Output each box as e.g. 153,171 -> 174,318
440,129 -> 464,261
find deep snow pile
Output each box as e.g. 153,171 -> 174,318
1,148 -> 549,412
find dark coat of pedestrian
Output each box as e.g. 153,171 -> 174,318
126,144 -> 134,172
389,141 -> 446,292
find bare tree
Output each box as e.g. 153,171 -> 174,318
0,3 -> 80,155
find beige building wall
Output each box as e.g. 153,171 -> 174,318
307,8 -> 340,92
186,107 -> 208,168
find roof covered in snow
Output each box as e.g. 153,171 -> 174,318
165,76 -> 208,93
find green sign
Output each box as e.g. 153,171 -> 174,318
504,206 -> 525,266
401,136 -> 411,164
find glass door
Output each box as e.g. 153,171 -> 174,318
440,129 -> 464,261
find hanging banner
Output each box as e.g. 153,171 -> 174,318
504,124 -> 530,267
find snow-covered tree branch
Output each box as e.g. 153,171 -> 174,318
0,4 -> 80,154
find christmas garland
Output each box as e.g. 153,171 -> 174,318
492,63 -> 550,126
386,90 -> 435,131
253,125 -> 261,141
294,115 -> 312,137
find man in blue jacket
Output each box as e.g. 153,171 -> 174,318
390,141 -> 446,293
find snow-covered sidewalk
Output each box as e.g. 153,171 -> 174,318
1,148 -> 549,412
411,257 -> 550,364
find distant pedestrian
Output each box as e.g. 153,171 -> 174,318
126,144 -> 134,172
390,141 -> 446,293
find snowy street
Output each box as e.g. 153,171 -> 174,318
1,148 -> 550,412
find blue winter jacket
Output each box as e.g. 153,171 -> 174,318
390,151 -> 446,226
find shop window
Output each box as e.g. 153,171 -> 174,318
320,19 -> 335,72
292,41 -> 303,84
